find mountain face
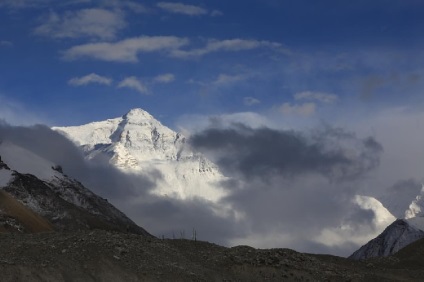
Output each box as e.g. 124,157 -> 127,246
350,184 -> 424,260
53,108 -> 226,202
0,142 -> 150,235
349,217 -> 424,260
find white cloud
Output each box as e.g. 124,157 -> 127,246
0,41 -> 13,47
171,38 -> 283,58
294,91 -> 338,104
0,0 -> 51,8
279,102 -> 316,117
244,97 -> 261,106
63,36 -> 189,62
101,0 -> 148,13
153,73 -> 175,83
210,10 -> 223,17
157,2 -> 208,16
118,76 -> 148,94
68,73 -> 112,86
213,73 -> 248,85
34,9 -> 126,40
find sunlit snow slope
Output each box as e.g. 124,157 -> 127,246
53,108 -> 226,201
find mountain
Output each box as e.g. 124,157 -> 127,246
53,108 -> 227,202
349,184 -> 424,260
0,141 -> 150,235
349,217 -> 424,260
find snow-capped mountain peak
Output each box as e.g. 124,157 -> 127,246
123,108 -> 154,122
53,108 -> 227,201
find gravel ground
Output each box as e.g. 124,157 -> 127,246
0,230 -> 422,281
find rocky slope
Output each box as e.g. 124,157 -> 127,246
0,146 -> 149,235
53,108 -> 226,201
349,218 -> 424,260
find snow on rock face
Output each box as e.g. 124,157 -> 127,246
349,218 -> 424,260
53,108 -> 227,201
0,153 -> 149,235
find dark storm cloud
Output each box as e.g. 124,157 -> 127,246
379,179 -> 422,218
188,123 -> 386,256
190,124 -> 383,182
0,122 -> 158,198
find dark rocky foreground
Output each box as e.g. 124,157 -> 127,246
0,230 -> 423,282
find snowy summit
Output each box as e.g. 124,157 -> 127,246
53,108 -> 226,201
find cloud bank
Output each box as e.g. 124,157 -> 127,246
0,120 -> 397,256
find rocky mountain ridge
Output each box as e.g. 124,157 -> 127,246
349,218 -> 424,260
0,146 -> 149,235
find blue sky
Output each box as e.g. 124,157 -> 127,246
1,0 -> 424,127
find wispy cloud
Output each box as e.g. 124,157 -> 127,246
101,0 -> 148,14
171,39 -> 284,58
157,2 -> 208,16
213,73 -> 248,85
34,9 -> 126,40
0,95 -> 48,125
63,36 -> 189,62
210,10 -> 223,17
153,73 -> 175,84
244,97 -> 261,106
118,76 -> 148,94
0,40 -> 13,47
294,91 -> 338,104
279,102 -> 316,117
0,0 -> 52,9
68,73 -> 112,86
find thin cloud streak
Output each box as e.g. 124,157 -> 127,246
118,76 -> 148,94
153,73 -> 175,84
171,39 -> 285,58
63,36 -> 189,62
294,91 -> 338,104
68,73 -> 112,86
157,2 -> 208,16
